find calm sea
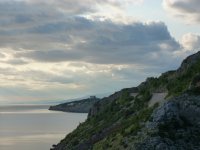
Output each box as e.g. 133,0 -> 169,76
0,105 -> 87,150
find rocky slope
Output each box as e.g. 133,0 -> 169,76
51,51 -> 200,150
49,96 -> 99,113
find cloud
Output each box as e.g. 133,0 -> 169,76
181,33 -> 200,50
0,0 -> 136,50
0,0 -> 197,104
163,0 -> 200,23
170,33 -> 200,60
14,19 -> 180,66
0,0 -> 140,25
0,67 -> 74,86
0,62 -> 149,103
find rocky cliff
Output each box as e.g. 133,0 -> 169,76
51,51 -> 200,150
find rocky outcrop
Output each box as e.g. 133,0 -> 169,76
49,96 -> 99,113
136,92 -> 200,149
178,51 -> 200,73
148,92 -> 167,107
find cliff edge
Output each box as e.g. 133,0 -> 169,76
51,51 -> 200,150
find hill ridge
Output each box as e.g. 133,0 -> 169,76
51,51 -> 200,150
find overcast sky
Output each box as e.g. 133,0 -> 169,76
0,0 -> 200,104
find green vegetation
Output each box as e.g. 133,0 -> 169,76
165,59 -> 200,96
140,58 -> 200,97
91,89 -> 156,149
53,52 -> 200,150
55,86 -> 158,149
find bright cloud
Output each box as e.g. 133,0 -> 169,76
181,33 -> 200,51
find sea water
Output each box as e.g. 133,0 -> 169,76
0,105 -> 87,150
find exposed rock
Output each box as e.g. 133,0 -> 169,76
130,93 -> 138,98
178,51 -> 200,74
148,93 -> 167,107
137,93 -> 200,150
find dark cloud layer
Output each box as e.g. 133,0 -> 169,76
14,18 -> 180,66
0,0 -> 181,67
163,0 -> 200,23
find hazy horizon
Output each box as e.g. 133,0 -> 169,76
0,91 -> 112,105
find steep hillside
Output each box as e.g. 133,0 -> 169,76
51,51 -> 200,150
49,96 -> 99,113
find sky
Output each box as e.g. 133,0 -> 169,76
0,0 -> 200,104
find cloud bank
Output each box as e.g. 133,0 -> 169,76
0,0 -> 198,103
163,0 -> 200,24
